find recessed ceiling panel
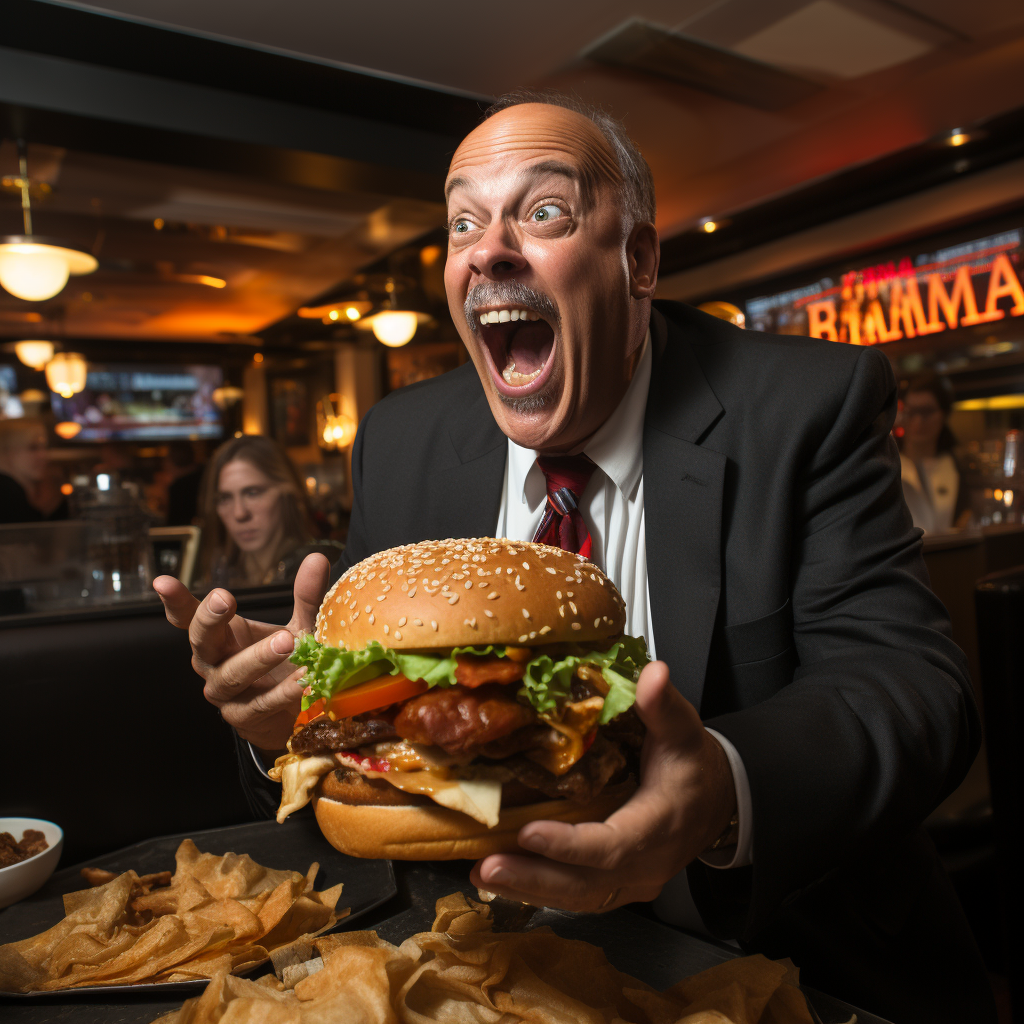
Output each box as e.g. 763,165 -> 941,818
734,0 -> 934,79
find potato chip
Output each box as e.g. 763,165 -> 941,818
147,893 -> 815,1024
0,841 -> 348,993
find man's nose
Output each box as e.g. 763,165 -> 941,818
467,220 -> 527,279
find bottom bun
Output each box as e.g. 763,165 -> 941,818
312,777 -> 637,860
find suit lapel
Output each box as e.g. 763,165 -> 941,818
429,372 -> 507,539
644,307 -> 726,713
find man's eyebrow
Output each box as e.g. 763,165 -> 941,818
444,175 -> 470,203
444,160 -> 584,205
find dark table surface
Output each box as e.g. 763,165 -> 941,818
0,817 -> 890,1024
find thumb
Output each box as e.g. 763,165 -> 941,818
289,553 -> 332,634
634,660 -> 703,752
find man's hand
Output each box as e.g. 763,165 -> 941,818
153,554 -> 332,751
470,660 -> 737,912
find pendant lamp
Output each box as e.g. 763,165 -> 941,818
0,142 -> 97,302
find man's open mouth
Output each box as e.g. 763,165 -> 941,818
475,306 -> 556,396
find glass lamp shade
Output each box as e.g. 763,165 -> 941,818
0,242 -> 98,302
54,421 -> 82,440
45,352 -> 88,399
370,310 -> 419,347
14,339 -> 55,370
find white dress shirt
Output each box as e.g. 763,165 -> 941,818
494,333 -> 753,936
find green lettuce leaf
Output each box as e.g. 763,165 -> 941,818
291,633 -> 650,722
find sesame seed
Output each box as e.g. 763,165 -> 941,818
448,594 -> 459,604
487,591 -> 499,600
377,595 -> 386,602
567,591 -> 574,598
465,617 -> 477,628
339,619 -> 346,627
394,631 -> 402,641
507,567 -> 515,574
539,625 -> 551,635
521,608 -> 530,618
398,616 -> 407,627
558,606 -> 565,617
465,580 -> 472,590
556,591 -> 562,599
408,587 -> 417,597
529,631 -> 537,639
478,581 -> 488,588
522,562 -> 530,570
383,624 -> 389,635
383,584 -> 392,592
484,610 -> 494,618
431,621 -> 438,631
519,634 -> 529,642
572,622 -> 581,630
355,581 -> 365,589
569,602 -> 578,614
352,610 -> 359,619
365,605 -> 372,613
594,618 -> 601,628
368,613 -> 375,625
414,618 -> 423,626
545,567 -> 557,574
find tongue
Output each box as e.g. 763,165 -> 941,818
507,321 -> 553,375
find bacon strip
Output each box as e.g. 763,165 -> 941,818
454,655 -> 526,688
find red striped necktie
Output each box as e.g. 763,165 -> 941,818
532,454 -> 596,558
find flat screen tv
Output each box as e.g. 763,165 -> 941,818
50,363 -> 224,442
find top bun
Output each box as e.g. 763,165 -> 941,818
316,538 -> 626,650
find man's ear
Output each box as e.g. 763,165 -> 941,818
628,222 -> 660,300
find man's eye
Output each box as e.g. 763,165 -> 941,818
452,219 -> 471,234
532,205 -> 563,223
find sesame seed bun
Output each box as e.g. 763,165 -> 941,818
315,537 -> 626,650
312,776 -> 637,860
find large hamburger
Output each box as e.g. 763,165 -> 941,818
270,537 -> 649,859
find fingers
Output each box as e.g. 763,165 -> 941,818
470,855 -> 660,913
153,575 -> 200,630
188,588 -> 241,670
517,788 -> 670,871
289,554 -> 331,635
634,661 -> 703,752
202,628 -> 297,707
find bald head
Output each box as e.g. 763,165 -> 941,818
448,104 -> 624,217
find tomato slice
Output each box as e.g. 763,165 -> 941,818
325,673 -> 429,720
294,698 -> 326,729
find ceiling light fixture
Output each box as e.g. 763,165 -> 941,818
14,339 -> 54,370
0,140 -> 97,302
356,278 -> 431,347
45,352 -> 88,398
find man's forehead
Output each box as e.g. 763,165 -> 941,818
446,103 -> 621,197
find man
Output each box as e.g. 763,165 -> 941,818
156,94 -> 994,1022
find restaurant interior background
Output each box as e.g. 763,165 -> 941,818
1,0 -> 1023,1009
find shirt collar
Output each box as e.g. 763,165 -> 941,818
507,329 -> 652,510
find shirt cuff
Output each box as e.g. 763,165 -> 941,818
248,741 -> 276,782
699,728 -> 753,870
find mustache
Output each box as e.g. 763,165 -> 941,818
463,282 -> 560,330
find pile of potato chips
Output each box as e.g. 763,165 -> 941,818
150,892 -> 814,1024
0,839 -> 346,991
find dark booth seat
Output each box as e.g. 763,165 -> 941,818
0,588 -> 294,866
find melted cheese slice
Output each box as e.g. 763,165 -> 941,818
274,751 -> 503,828
336,753 -> 502,827
274,754 -> 335,824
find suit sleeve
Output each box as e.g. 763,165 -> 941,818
698,345 -> 980,938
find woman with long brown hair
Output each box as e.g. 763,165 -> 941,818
196,435 -> 333,587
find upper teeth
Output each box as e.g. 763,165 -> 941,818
478,309 -> 540,325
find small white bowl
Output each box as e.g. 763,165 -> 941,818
0,817 -> 64,910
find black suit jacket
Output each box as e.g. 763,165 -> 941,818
244,301 -> 992,1021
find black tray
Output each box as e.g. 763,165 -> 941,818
0,815 -> 396,1000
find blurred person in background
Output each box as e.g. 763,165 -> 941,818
0,417 -> 68,524
898,373 -> 970,533
165,440 -> 205,526
196,435 -> 339,588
